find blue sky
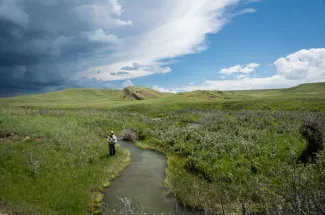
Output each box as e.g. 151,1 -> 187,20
127,0 -> 325,91
0,0 -> 325,95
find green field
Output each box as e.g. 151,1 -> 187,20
1,82 -> 325,214
2,83 -> 325,110
0,109 -> 132,214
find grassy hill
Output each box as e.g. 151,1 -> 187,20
0,86 -> 170,108
174,90 -> 228,100
223,82 -> 325,99
0,88 -> 122,107
117,86 -> 171,100
1,82 -> 325,110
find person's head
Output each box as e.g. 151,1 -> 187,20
110,131 -> 114,135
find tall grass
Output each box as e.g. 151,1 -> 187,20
136,109 -> 325,214
0,108 -> 130,214
1,107 -> 325,214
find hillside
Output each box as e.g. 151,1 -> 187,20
0,88 -> 123,108
117,86 -> 171,100
0,82 -> 325,109
223,82 -> 325,99
0,86 -> 172,108
175,90 -> 228,100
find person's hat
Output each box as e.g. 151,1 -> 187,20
110,131 -> 114,134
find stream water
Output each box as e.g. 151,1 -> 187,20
102,140 -> 203,215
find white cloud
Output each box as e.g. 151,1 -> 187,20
122,79 -> 133,88
88,29 -> 120,44
236,74 -> 249,79
178,75 -> 324,91
274,48 -> 325,80
152,85 -> 177,94
178,48 -> 325,91
220,63 -> 259,75
235,8 -> 257,16
74,0 -> 258,82
73,3 -> 132,29
75,62 -> 172,81
110,0 -> 123,16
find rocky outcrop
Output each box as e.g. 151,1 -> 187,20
123,87 -> 143,100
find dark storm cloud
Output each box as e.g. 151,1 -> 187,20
0,0 -> 129,96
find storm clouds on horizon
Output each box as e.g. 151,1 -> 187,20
1,0 -> 324,97
0,0 -> 258,97
0,0 -> 130,96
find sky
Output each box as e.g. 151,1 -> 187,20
0,0 -> 325,96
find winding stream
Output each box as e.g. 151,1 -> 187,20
102,140 -> 202,214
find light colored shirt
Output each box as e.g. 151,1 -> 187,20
107,135 -> 117,144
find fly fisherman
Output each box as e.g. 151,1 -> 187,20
107,131 -> 117,156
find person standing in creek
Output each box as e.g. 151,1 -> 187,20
107,131 -> 117,156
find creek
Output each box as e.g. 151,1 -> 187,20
102,140 -> 202,214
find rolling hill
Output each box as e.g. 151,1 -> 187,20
222,82 -> 325,98
117,86 -> 171,100
0,82 -> 325,109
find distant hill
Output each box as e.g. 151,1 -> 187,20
170,90 -> 228,101
282,82 -> 325,94
0,86 -> 172,108
117,86 -> 171,100
222,82 -> 325,99
0,82 -> 325,109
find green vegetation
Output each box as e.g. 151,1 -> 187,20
2,82 -> 325,111
135,110 -> 325,214
0,109 -> 130,214
223,82 -> 325,99
1,82 -> 325,214
0,86 -> 171,108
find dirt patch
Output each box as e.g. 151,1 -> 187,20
19,105 -> 31,108
0,133 -> 16,138
0,133 -> 29,144
35,136 -> 45,144
0,133 -> 46,145
0,207 -> 13,215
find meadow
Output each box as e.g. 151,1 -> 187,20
1,82 -> 325,214
135,109 -> 325,214
0,109 -> 131,214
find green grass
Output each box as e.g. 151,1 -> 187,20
133,110 -> 325,214
1,82 -> 325,214
1,82 -> 325,110
0,109 -> 130,214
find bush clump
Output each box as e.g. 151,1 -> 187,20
299,116 -> 324,163
121,128 -> 136,141
135,129 -> 146,141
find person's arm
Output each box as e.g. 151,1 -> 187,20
113,135 -> 117,143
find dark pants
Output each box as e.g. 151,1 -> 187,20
109,144 -> 116,156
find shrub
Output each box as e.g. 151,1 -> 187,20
121,128 -> 136,141
299,116 -> 324,163
184,156 -> 200,174
184,156 -> 213,182
135,129 -> 146,141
